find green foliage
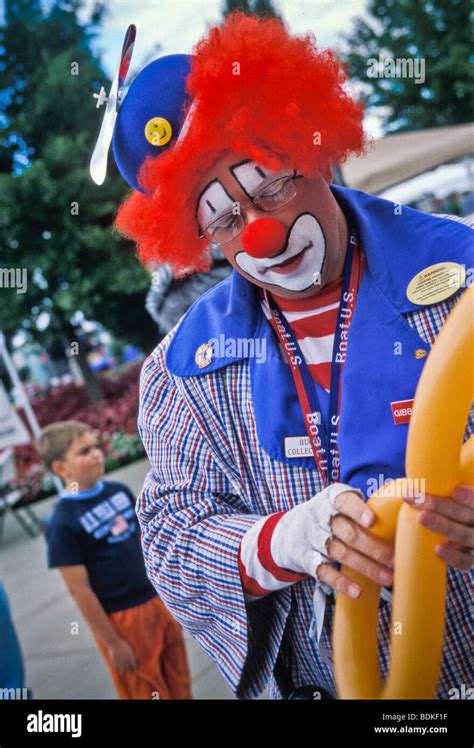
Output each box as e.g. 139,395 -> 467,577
342,0 -> 473,132
223,0 -> 280,19
0,0 -> 155,353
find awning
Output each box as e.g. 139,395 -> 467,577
341,123 -> 474,195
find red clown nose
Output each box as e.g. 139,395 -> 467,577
241,217 -> 286,259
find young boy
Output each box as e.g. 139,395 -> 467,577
38,420 -> 191,700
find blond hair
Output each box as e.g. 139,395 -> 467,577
36,420 -> 93,471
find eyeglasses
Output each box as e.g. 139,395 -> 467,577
198,171 -> 302,247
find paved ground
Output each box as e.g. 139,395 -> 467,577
0,458 -> 243,700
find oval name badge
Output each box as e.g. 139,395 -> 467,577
406,262 -> 466,305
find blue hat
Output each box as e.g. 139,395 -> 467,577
112,54 -> 192,193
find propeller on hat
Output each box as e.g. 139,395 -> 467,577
89,24 -> 136,186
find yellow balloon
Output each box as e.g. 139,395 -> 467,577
333,286 -> 474,699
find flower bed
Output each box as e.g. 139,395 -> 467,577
8,362 -> 147,504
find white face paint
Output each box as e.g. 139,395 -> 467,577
196,160 -> 328,293
197,161 -> 287,231
231,161 -> 272,195
197,180 -> 235,231
234,213 -> 326,293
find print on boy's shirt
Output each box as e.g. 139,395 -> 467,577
111,513 -> 130,537
46,481 -> 157,614
78,491 -> 137,543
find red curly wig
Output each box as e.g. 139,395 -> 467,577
114,10 -> 367,277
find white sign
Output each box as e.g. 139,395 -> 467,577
284,436 -> 313,458
0,382 -> 30,449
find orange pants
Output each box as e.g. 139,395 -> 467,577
94,595 -> 192,700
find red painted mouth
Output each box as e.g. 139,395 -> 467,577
259,242 -> 313,276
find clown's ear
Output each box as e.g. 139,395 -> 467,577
89,24 -> 136,186
321,164 -> 333,183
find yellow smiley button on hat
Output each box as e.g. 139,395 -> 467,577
144,117 -> 173,147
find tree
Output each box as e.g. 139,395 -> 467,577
341,0 -> 473,133
223,0 -> 280,19
0,0 -> 157,402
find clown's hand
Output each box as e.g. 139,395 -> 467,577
272,483 -> 395,599
403,484 -> 474,572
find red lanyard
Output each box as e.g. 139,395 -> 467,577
264,232 -> 363,485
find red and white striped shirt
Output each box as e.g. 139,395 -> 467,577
239,255 -> 367,600
260,250 -> 366,390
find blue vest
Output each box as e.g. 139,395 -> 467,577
166,186 -> 473,498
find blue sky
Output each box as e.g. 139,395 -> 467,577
85,0 -> 369,75
81,0 -> 384,135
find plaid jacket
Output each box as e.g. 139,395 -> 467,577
136,191 -> 473,699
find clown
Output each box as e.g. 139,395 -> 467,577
91,12 -> 474,699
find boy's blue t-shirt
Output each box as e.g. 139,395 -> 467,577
0,582 -> 25,690
46,480 -> 157,614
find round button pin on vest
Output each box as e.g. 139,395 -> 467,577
414,349 -> 427,359
406,262 -> 466,305
195,343 -> 214,368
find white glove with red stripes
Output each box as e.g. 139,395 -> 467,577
238,482 -> 366,652
271,482 -> 365,582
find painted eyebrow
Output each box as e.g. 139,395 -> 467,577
230,159 -> 267,178
195,160 -> 283,233
195,178 -> 236,226
195,161 -> 268,218
229,159 -> 270,198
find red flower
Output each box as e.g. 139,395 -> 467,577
12,362 -> 144,501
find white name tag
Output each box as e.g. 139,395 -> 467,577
284,436 -> 313,458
